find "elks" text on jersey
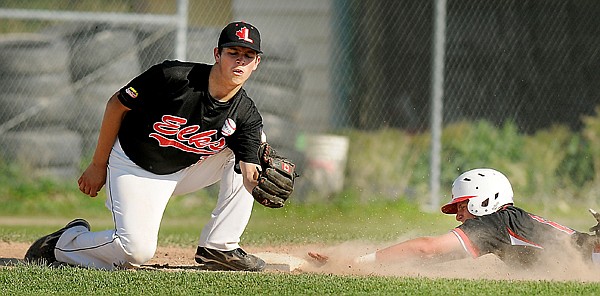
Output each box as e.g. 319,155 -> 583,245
149,115 -> 226,155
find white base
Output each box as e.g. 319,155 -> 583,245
255,252 -> 308,272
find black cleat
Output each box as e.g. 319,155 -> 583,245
24,219 -> 90,265
195,246 -> 266,271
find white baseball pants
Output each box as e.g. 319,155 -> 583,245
54,139 -> 255,270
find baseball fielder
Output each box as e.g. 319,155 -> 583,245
25,22 -> 295,271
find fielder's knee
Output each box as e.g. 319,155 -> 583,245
118,239 -> 157,266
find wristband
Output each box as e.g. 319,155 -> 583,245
592,252 -> 600,265
353,252 -> 377,263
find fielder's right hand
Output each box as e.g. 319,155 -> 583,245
78,162 -> 107,197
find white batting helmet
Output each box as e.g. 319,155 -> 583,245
441,168 -> 514,216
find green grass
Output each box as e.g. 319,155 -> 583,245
2,193 -> 600,295
2,264 -> 600,295
0,193 -> 457,246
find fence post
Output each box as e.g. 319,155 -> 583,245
175,0 -> 189,61
430,0 -> 447,211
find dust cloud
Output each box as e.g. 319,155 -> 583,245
3,240 -> 599,282
298,239 -> 600,282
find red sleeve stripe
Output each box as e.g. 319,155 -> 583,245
452,228 -> 480,258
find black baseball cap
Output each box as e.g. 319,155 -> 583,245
218,21 -> 262,54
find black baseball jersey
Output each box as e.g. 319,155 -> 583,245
452,205 -> 582,267
116,60 -> 263,175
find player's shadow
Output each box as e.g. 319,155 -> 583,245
0,258 -> 22,266
0,258 -> 213,270
140,263 -> 220,271
140,263 -> 289,272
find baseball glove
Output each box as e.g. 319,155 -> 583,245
252,142 -> 297,208
589,209 -> 600,235
573,209 -> 600,254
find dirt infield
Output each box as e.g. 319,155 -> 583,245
2,240 -> 599,281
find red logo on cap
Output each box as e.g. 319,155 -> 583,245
236,27 -> 254,43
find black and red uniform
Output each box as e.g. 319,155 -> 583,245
452,205 -> 589,267
117,60 -> 263,175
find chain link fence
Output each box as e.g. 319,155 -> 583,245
332,0 -> 600,132
1,0 -> 599,205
